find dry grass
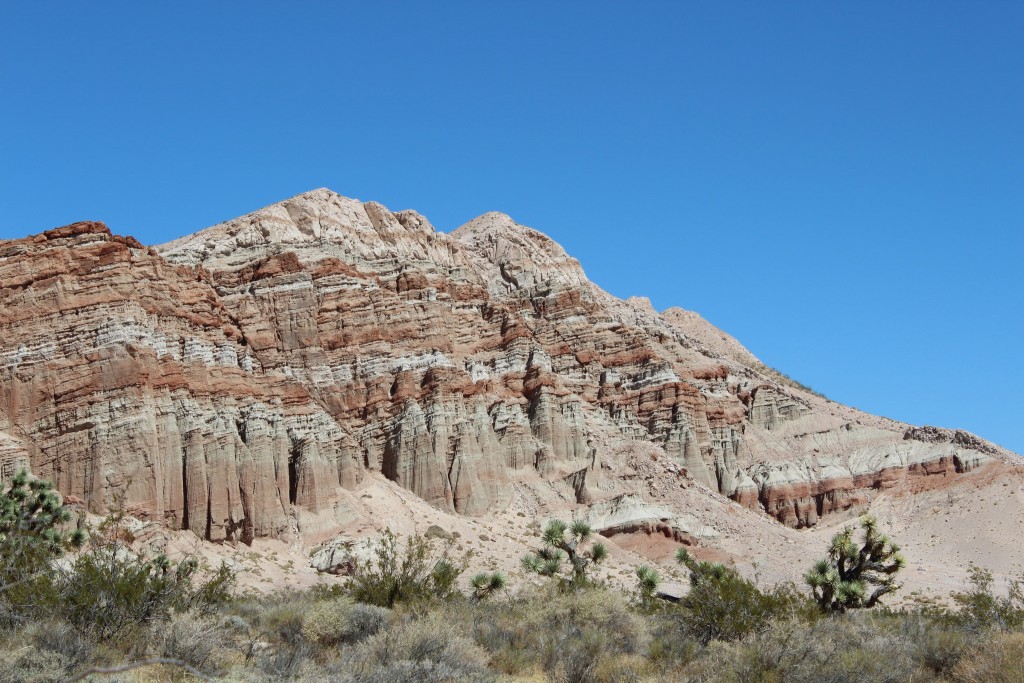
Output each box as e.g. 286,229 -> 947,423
951,632 -> 1024,683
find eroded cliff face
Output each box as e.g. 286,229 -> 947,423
0,190 -> 1013,541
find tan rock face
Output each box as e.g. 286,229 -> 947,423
0,193 -> 1015,542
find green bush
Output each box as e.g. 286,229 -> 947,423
948,563 -> 1024,633
55,542 -> 233,641
675,548 -> 812,644
346,529 -> 465,608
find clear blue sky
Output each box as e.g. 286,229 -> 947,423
1,3 -> 1021,454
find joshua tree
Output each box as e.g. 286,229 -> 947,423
0,470 -> 85,596
522,519 -> 608,588
804,514 -> 905,612
469,571 -> 507,601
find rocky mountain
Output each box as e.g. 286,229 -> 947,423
0,189 -> 1016,551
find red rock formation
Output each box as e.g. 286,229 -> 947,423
0,190 -> 1014,542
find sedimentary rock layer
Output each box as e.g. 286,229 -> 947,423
0,191 -> 1013,541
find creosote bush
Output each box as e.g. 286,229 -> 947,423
675,547 -> 813,644
947,562 -> 1024,633
346,528 -> 465,608
55,509 -> 235,642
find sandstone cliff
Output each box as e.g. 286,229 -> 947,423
0,190 -> 1014,544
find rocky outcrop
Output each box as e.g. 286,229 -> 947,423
582,493 -> 712,545
0,192 -> 1014,542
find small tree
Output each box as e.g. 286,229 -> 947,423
521,519 -> 608,589
804,514 -> 905,613
0,470 -> 84,616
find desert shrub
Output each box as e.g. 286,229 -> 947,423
345,603 -> 391,643
675,548 -> 813,644
347,529 -> 465,607
303,596 -> 357,646
951,631 -> 1024,683
340,612 -> 492,682
0,620 -> 96,683
301,595 -> 389,647
895,614 -> 970,676
38,621 -> 96,670
221,613 -> 252,634
544,633 -> 600,682
56,547 -> 231,642
0,646 -> 72,683
948,563 -> 1024,633
591,654 -> 647,683
15,504 -> 235,644
261,598 -> 309,646
484,585 -> 649,682
646,610 -> 702,672
682,615 -> 922,683
159,611 -> 229,671
332,659 -> 495,683
257,641 -> 320,681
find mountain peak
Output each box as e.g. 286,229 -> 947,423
155,189 -> 439,266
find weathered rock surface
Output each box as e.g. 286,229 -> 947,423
0,191 -> 1015,543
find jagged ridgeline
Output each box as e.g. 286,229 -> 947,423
0,190 -> 1012,541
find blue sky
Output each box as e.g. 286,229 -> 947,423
1,3 -> 1021,453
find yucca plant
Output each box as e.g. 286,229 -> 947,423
521,519 -> 608,588
804,514 -> 905,613
470,571 -> 507,601
635,564 -> 662,605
